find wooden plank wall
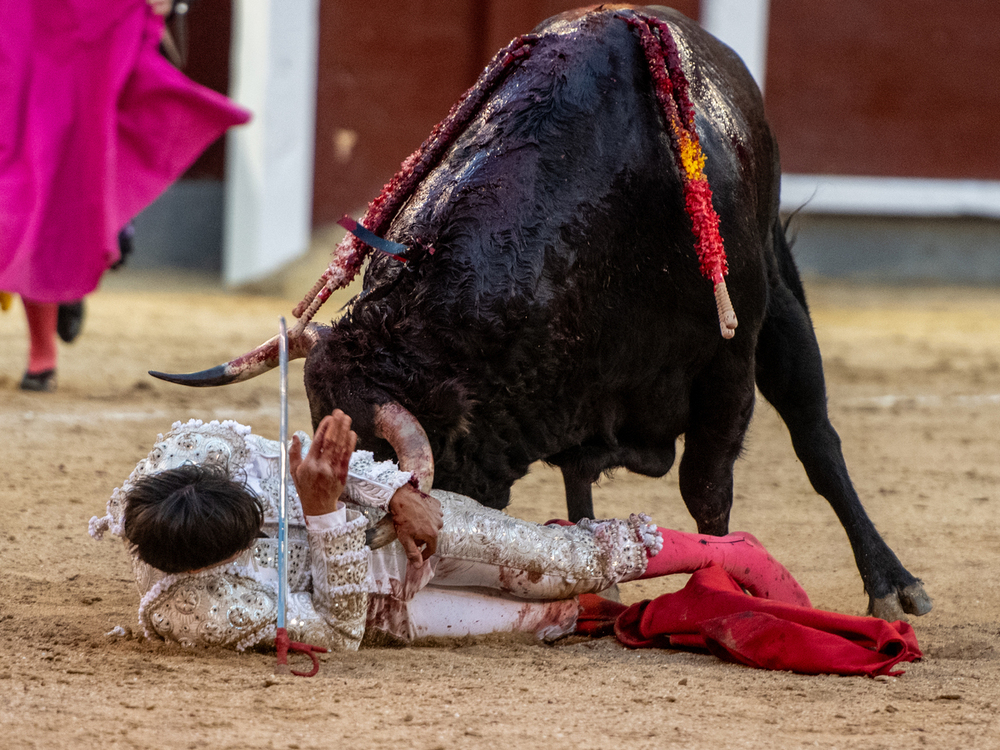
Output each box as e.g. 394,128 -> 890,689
311,1 -> 700,225
183,3 -> 996,226
766,0 -> 1000,180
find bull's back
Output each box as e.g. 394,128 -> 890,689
367,6 -> 778,505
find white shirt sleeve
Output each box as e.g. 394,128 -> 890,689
305,502 -> 348,530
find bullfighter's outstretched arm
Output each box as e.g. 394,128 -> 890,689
292,411 -> 443,567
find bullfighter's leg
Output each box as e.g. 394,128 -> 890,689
407,588 -> 580,641
678,354 -> 757,537
754,280 -> 932,620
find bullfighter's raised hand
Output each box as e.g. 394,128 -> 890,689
290,411 -> 357,517
291,410 -> 442,567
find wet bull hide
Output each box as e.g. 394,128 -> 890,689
152,6 -> 931,620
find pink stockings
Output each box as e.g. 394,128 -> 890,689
22,299 -> 58,374
640,528 -> 811,607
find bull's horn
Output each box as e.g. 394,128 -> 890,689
365,517 -> 398,549
365,402 -> 434,551
149,323 -> 325,387
373,401 -> 434,493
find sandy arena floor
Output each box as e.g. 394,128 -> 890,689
1,270 -> 998,749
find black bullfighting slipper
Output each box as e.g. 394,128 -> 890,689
20,369 -> 56,392
57,300 -> 84,343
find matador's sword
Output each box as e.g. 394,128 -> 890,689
274,316 -> 326,676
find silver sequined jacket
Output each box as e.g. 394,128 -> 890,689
90,419 -> 660,650
89,419 -> 412,652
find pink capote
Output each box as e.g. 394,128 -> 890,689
0,0 -> 250,303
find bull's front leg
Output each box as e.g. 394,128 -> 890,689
560,465 -> 597,522
678,358 -> 757,537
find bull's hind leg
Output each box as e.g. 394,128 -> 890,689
755,282 -> 932,620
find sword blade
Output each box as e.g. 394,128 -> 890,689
277,317 -> 289,630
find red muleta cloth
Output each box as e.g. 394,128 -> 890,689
579,565 -> 921,677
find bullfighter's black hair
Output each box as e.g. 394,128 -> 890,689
123,463 -> 263,574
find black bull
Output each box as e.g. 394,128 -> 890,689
152,6 -> 931,620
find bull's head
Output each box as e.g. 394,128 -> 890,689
149,28 -> 541,511
149,268 -> 434,555
150,321 -> 434,551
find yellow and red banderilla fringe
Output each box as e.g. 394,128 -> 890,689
625,13 -> 737,339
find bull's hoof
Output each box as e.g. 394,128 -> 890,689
899,582 -> 934,615
868,582 -> 933,621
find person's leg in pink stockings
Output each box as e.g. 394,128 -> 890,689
640,528 -> 811,607
21,299 -> 58,391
